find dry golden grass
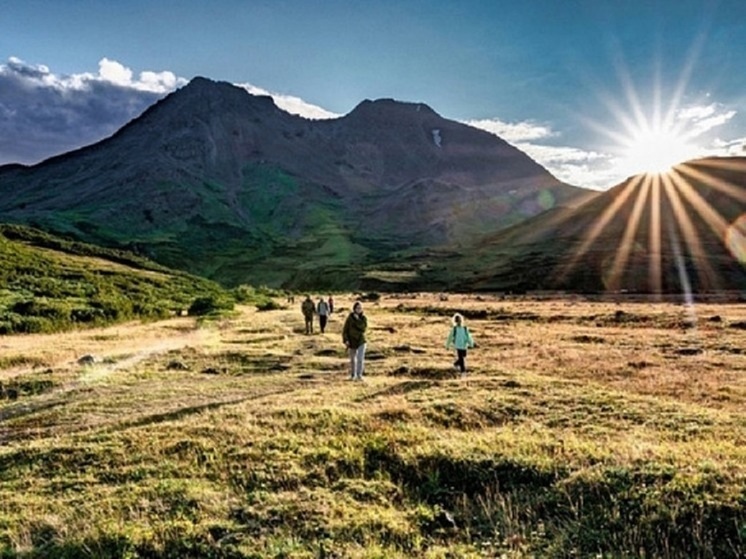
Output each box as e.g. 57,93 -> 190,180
0,293 -> 744,558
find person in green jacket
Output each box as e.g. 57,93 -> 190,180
342,301 -> 368,380
445,313 -> 475,374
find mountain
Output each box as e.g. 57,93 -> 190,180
420,157 -> 746,294
0,77 -> 589,288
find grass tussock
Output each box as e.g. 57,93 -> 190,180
0,293 -> 744,558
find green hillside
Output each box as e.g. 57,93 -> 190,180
0,224 -> 233,334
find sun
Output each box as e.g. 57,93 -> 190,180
617,124 -> 698,176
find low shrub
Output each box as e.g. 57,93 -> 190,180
188,294 -> 235,316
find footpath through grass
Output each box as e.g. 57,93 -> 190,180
0,294 -> 744,558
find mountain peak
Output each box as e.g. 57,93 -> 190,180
171,76 -> 278,111
347,98 -> 441,121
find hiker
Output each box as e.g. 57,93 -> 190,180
445,313 -> 475,375
301,295 -> 315,334
317,297 -> 330,333
328,295 -> 334,314
342,301 -> 367,381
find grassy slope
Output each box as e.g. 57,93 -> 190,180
0,295 -> 743,558
2,163 -> 438,290
0,224 -> 229,334
9,164 -> 379,289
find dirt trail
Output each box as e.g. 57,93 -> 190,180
0,316 -> 225,439
0,315 -> 221,379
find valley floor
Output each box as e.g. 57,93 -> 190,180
0,294 -> 744,558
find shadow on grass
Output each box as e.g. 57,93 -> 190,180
105,386 -> 300,434
6,528 -> 246,559
388,365 -> 458,380
355,380 -> 434,402
0,377 -> 57,401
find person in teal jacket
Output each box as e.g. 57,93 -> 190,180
445,313 -> 475,374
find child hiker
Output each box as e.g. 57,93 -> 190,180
445,313 -> 475,375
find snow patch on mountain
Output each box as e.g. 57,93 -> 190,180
432,129 -> 442,148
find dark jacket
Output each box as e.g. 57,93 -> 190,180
301,298 -> 315,318
342,312 -> 367,349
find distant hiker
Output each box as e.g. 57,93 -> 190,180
343,301 -> 368,381
317,297 -> 330,333
445,313 -> 475,375
328,295 -> 334,314
301,295 -> 315,334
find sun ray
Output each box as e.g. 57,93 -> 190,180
556,174 -> 644,283
691,157 -> 746,174
663,24 -> 707,134
667,218 -> 698,321
649,176 -> 662,296
606,173 -> 652,291
725,215 -> 746,265
669,168 -> 732,238
662,172 -> 722,291
676,163 -> 746,203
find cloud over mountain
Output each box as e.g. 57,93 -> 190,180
0,57 -> 182,165
237,83 -> 340,120
465,117 -> 612,189
0,57 -> 342,167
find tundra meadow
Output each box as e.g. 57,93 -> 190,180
0,293 -> 744,558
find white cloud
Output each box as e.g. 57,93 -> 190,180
711,136 -> 746,155
95,58 -> 185,93
237,83 -> 340,120
677,104 -> 717,121
672,102 -> 745,160
140,69 -> 184,92
673,102 -> 736,139
692,111 -> 737,137
0,57 -> 184,165
98,58 -> 133,86
465,117 -> 615,189
464,117 -> 555,142
519,143 -> 615,190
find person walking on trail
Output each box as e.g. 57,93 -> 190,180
301,295 -> 315,334
445,313 -> 475,375
328,295 -> 334,314
317,297 -> 330,334
342,301 -> 368,381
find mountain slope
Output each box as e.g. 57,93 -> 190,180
0,78 -> 589,288
424,157 -> 746,294
0,224 -> 229,334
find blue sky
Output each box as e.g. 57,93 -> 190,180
1,0 -> 745,189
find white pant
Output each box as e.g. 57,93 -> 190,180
349,344 -> 366,379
